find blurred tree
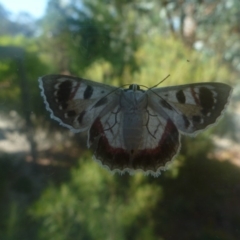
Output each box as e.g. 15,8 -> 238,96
39,0 -> 166,83
0,3 -> 36,37
30,155 -> 163,240
158,0 -> 240,74
38,0 -> 240,83
0,36 -> 50,116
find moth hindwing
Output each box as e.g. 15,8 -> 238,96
39,74 -> 232,177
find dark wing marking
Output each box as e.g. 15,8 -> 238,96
147,82 -> 232,135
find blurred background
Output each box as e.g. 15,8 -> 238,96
0,0 -> 240,239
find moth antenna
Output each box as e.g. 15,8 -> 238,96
128,74 -> 171,91
150,74 -> 170,89
147,83 -> 180,115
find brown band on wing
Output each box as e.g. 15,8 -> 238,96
89,118 -> 180,173
132,119 -> 180,171
69,83 -> 80,100
190,87 -> 200,105
89,118 -> 130,170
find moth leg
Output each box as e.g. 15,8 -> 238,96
103,107 -> 121,132
144,109 -> 158,139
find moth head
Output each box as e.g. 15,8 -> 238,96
129,84 -> 140,91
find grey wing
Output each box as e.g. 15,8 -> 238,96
147,82 -> 232,135
39,74 -> 120,132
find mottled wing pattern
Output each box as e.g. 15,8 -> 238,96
148,82 -> 232,135
39,75 -> 119,132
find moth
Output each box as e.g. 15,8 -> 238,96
39,74 -> 232,176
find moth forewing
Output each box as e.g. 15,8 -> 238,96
149,82 -> 232,136
39,74 -> 118,132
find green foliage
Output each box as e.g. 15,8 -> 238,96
0,155 -> 38,240
78,36 -> 234,89
40,0 -> 166,79
0,35 -> 50,116
132,36 -> 234,87
30,154 -> 162,240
